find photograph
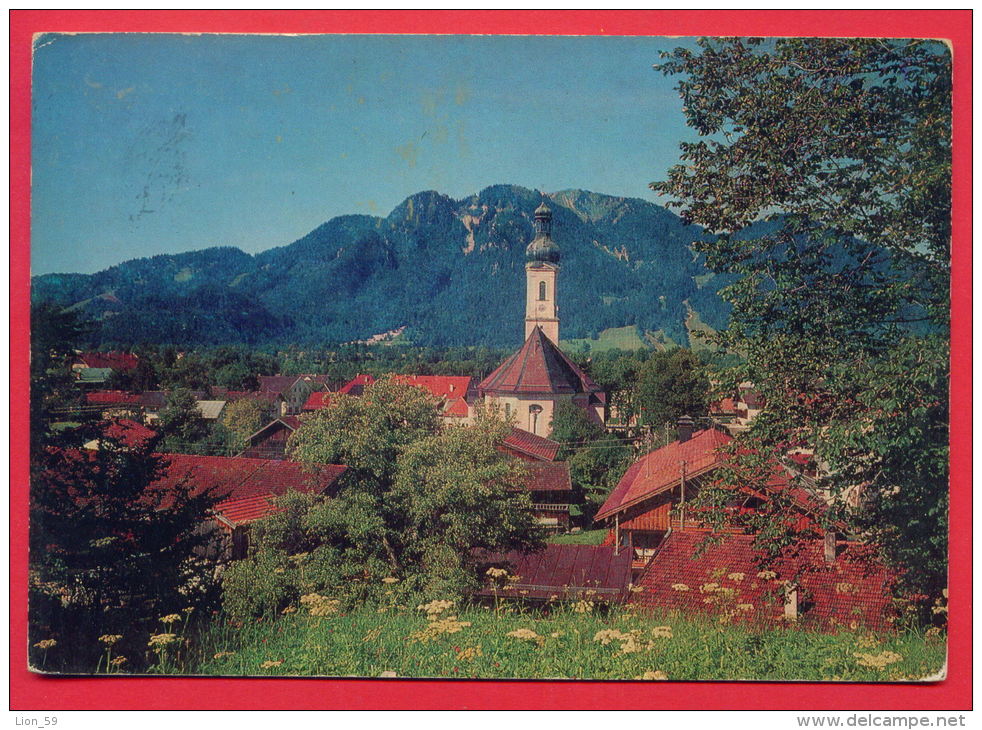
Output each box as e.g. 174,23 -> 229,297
14,11 -> 966,708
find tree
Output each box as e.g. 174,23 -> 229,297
222,378 -> 543,615
651,38 -> 950,608
158,388 -> 208,452
30,302 -> 94,450
548,402 -> 604,458
29,429 -> 221,671
221,398 -> 269,453
567,435 -> 633,524
635,349 -> 710,428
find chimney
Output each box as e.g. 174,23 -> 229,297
824,531 -> 837,564
677,415 -> 695,443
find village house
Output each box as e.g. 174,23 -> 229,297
211,388 -> 287,421
302,373 -> 375,412
474,543 -> 633,605
153,453 -> 347,560
592,417 -> 895,630
478,203 -> 606,436
237,416 -> 303,460
258,374 -> 330,415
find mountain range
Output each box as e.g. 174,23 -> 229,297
31,185 -> 734,350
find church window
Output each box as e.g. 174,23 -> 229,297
529,404 -> 543,434
538,281 -> 547,301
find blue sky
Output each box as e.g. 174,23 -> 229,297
31,34 -> 699,275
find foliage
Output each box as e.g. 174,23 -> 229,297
651,38 -> 950,607
30,302 -> 94,449
29,435 -> 221,672
221,398 -> 269,452
222,380 -> 544,617
157,388 -> 209,451
548,402 -> 605,458
170,603 -> 944,681
635,348 -> 711,428
567,436 -> 634,523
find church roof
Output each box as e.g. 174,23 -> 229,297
478,326 -> 604,398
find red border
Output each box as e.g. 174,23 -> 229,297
10,10 -> 972,710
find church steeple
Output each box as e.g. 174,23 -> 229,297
524,202 -> 560,342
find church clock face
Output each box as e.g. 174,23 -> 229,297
537,303 -> 546,313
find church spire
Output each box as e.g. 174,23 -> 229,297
525,201 -> 560,342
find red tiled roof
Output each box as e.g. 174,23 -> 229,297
474,544 -> 633,601
501,427 -> 560,462
100,419 -> 156,448
86,391 -> 142,405
710,397 -> 737,414
478,327 -> 605,399
631,532 -> 896,632
214,494 -> 282,527
443,397 -> 470,418
258,375 -> 300,395
153,454 -> 346,514
393,374 -> 473,400
339,374 -> 376,396
393,374 -> 474,418
523,462 -> 573,493
212,389 -> 284,405
76,351 -> 139,370
303,392 -> 333,411
596,429 -> 732,521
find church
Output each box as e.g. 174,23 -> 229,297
477,202 -> 607,437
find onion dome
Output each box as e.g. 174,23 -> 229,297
526,202 -> 560,263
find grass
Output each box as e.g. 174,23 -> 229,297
563,326 -> 649,353
164,602 -> 944,682
547,529 -> 608,545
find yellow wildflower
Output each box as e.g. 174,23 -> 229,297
409,617 -> 471,643
260,660 -> 284,669
381,576 -> 399,584
109,656 -> 127,667
736,604 -> 754,612
456,645 -> 483,661
417,599 -> 455,618
506,628 -> 545,647
34,639 -> 57,650
853,651 -> 903,670
213,651 -> 236,660
300,593 -> 341,616
628,584 -> 645,593
594,629 -> 629,645
159,613 -> 182,624
486,567 -> 508,579
98,634 -> 123,645
671,583 -> 690,592
637,670 -> 668,680
757,570 -> 777,580
573,600 -> 594,614
147,633 -> 179,649
700,582 -> 720,593
281,605 -> 297,615
727,573 -> 745,582
651,626 -> 673,639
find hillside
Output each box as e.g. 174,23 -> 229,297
31,185 -> 733,349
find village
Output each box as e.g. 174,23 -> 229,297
39,203 -> 903,646
23,30 -> 952,687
